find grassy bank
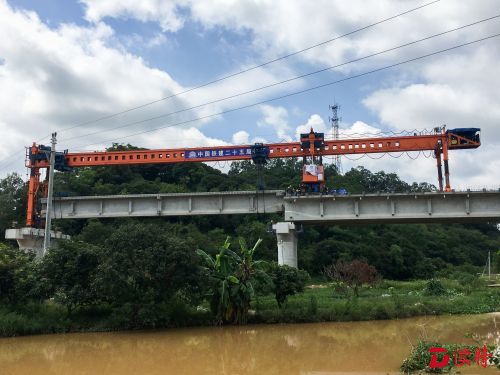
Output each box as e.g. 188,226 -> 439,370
0,302 -> 214,337
0,279 -> 498,337
251,278 -> 500,324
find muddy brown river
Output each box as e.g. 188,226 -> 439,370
1,314 -> 499,374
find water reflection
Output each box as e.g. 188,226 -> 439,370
0,314 -> 498,374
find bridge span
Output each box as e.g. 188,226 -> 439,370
43,190 -> 500,224
8,190 -> 500,264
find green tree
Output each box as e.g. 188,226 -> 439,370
268,263 -> 310,308
197,237 -> 270,325
0,173 -> 26,239
77,219 -> 109,245
0,243 -> 35,304
95,223 -> 204,324
36,241 -> 102,311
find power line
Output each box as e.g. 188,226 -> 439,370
0,0 -> 442,170
0,152 -> 23,172
50,0 -> 441,137
0,0 -> 441,171
67,32 -> 500,150
61,14 -> 499,144
0,156 -> 25,175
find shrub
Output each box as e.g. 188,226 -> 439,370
268,263 -> 310,308
401,340 -> 499,373
323,259 -> 379,297
424,279 -> 447,296
0,243 -> 35,304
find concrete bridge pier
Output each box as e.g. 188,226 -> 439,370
273,222 -> 298,268
5,227 -> 70,257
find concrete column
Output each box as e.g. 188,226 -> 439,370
5,228 -> 70,258
272,222 -> 298,268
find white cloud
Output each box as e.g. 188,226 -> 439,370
258,105 -> 291,141
81,0 -> 499,72
232,130 -> 249,144
118,32 -> 168,50
80,0 -> 186,32
0,2 -> 182,120
129,126 -> 229,150
0,1 -> 302,178
295,114 -> 327,139
2,0 -> 499,192
78,0 -> 500,189
338,121 -> 381,139
0,1 -> 224,177
362,44 -> 500,187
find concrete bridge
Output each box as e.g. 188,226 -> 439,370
7,190 -> 500,264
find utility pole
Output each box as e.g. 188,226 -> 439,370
43,132 -> 57,255
488,250 -> 491,281
329,103 -> 342,174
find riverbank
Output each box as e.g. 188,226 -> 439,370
1,279 -> 498,337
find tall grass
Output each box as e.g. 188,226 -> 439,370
251,279 -> 500,324
0,303 -> 69,336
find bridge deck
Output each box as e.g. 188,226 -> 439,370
284,191 -> 500,223
43,190 -> 500,224
44,190 -> 284,218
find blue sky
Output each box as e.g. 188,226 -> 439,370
0,0 -> 499,188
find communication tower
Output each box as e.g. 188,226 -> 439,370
329,103 -> 342,174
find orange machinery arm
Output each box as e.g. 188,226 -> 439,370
28,133 -> 476,168
24,129 -> 480,227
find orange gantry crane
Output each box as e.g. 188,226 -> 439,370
25,127 -> 481,228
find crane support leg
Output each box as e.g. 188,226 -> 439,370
435,149 -> 443,192
26,168 -> 41,227
443,141 -> 451,192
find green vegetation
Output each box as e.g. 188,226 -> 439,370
0,146 -> 499,336
323,259 -> 379,297
424,279 -> 447,296
251,278 -> 499,324
197,237 -> 269,324
0,243 -> 35,304
0,234 -> 498,336
267,262 -> 309,308
0,173 -> 25,236
401,340 -> 500,373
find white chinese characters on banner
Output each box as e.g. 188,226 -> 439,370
184,147 -> 252,159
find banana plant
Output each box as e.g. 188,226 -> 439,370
196,237 -> 269,325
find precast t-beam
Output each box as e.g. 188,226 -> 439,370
43,190 -> 500,224
43,190 -> 285,219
